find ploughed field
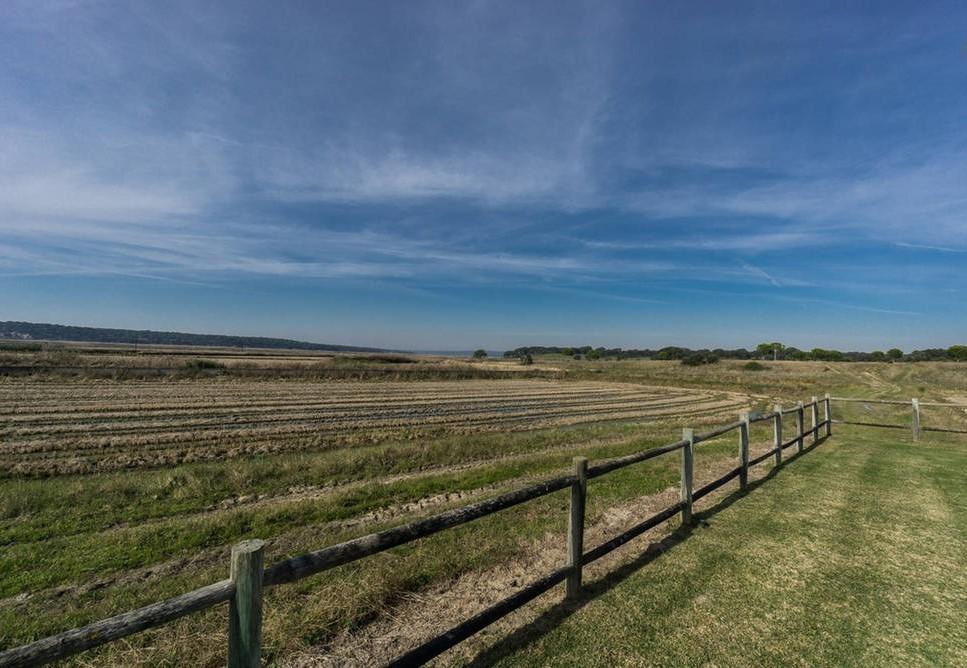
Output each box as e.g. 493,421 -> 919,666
0,379 -> 747,477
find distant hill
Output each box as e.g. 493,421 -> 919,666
0,321 -> 393,353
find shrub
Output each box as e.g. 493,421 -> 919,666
472,349 -> 487,359
0,341 -> 43,352
360,354 -> 417,364
183,359 -> 225,370
743,361 -> 767,371
519,352 -> 534,366
334,354 -> 416,366
681,352 -> 719,366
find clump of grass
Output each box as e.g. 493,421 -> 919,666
0,341 -> 43,351
183,359 -> 225,370
358,354 -> 418,364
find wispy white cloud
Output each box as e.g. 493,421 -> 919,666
523,284 -> 667,305
717,150 -> 967,244
895,242 -> 967,254
741,263 -> 782,288
582,229 -> 824,253
256,149 -> 581,207
0,0 -> 964,349
775,296 -> 921,317
660,285 -> 921,318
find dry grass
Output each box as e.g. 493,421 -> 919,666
0,379 -> 745,475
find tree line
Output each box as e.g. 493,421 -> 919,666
502,343 -> 967,363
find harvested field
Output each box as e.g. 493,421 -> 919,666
0,379 -> 748,476
0,371 -> 759,666
2,353 -> 963,666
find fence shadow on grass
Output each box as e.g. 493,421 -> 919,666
463,435 -> 829,668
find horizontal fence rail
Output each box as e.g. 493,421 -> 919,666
0,581 -> 236,668
0,393 -> 835,668
263,474 -> 576,587
830,395 -> 967,441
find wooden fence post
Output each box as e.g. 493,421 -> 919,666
796,401 -> 805,453
738,412 -> 750,490
773,405 -> 783,466
811,396 -> 820,444
681,428 -> 694,525
229,540 -> 265,668
824,393 -> 832,436
912,398 -> 921,442
566,457 -> 588,599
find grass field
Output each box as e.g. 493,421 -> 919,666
1,350 -> 965,665
491,427 -> 967,667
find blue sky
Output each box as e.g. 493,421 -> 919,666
1,1 -> 966,351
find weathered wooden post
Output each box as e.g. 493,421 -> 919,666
796,401 -> 805,453
566,456 -> 588,599
773,404 -> 783,466
738,412 -> 750,490
912,398 -> 921,442
229,540 -> 265,668
810,396 -> 820,444
681,428 -> 694,525
824,393 -> 832,436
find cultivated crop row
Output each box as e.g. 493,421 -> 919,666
0,380 -> 748,476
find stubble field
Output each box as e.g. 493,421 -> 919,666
2,352 -> 965,666
0,379 -> 747,477
0,363 -> 760,666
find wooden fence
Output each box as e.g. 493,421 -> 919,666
0,394 -> 834,668
830,396 -> 967,441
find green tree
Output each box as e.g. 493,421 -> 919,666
472,349 -> 487,359
757,342 -> 785,361
887,348 -> 903,361
586,349 -> 601,360
518,352 -> 534,366
948,345 -> 967,361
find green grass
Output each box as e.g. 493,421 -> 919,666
0,420 -> 717,590
0,418 -> 742,665
492,426 -> 967,667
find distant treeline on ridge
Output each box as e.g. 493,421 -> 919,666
503,344 -> 967,363
0,321 -> 391,353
